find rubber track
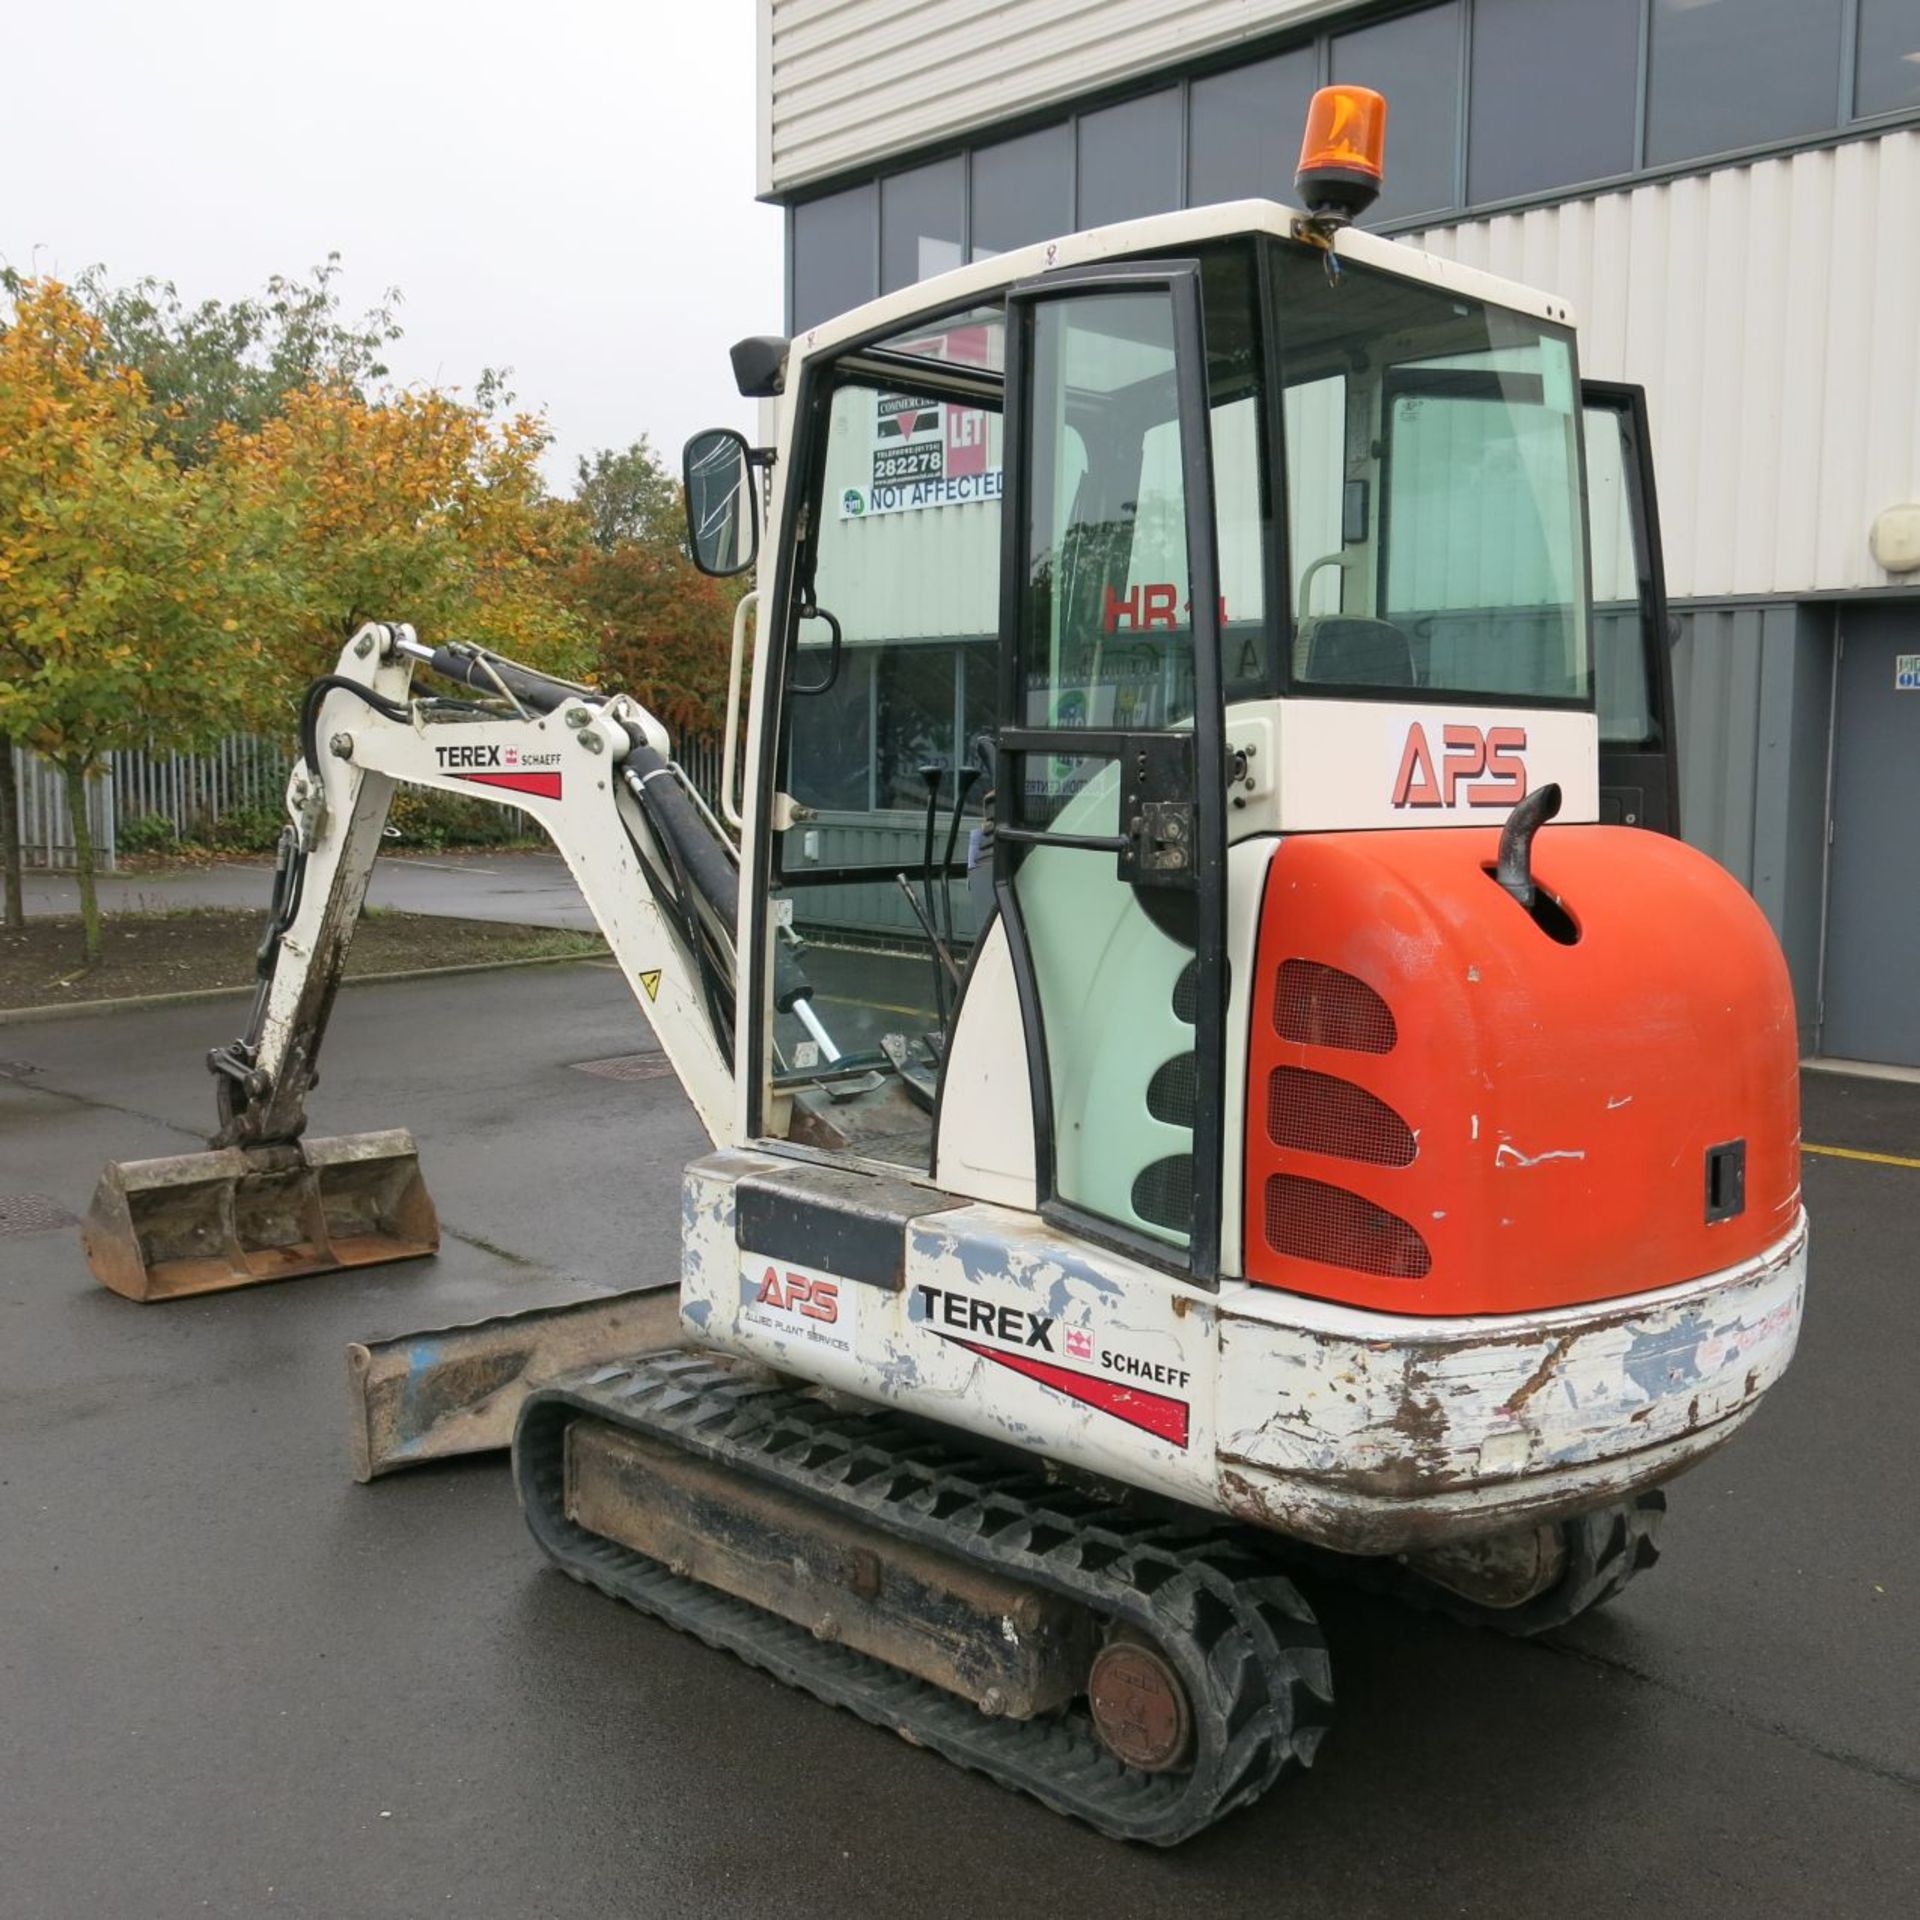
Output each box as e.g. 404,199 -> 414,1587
515,1353 -> 1333,1846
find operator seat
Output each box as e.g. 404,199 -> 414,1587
1298,616 -> 1417,688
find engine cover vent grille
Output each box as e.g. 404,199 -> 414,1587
1132,1155 -> 1193,1235
1263,1173 -> 1431,1279
1147,1054 -> 1197,1127
1268,1067 -> 1416,1167
1273,960 -> 1396,1054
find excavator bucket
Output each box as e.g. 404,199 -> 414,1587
81,1130 -> 438,1302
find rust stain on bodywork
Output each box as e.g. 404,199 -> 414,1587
1502,1331 -> 1576,1415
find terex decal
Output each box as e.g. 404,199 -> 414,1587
434,741 -> 563,800
913,1284 -> 1190,1450
1391,723 -> 1527,810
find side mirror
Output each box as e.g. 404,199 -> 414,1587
683,427 -> 759,577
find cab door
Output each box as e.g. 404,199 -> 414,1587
1583,381 -> 1681,834
993,262 -> 1229,1283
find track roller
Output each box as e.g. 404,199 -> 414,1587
1305,1493 -> 1667,1637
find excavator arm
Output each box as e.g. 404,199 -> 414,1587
82,620 -> 778,1301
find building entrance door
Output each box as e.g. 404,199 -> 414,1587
1821,602 -> 1920,1067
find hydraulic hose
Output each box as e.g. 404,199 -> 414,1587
298,675 -> 413,780
422,644 -> 595,716
622,738 -> 742,930
619,737 -> 817,1019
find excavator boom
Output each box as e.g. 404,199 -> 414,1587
81,621 -> 746,1301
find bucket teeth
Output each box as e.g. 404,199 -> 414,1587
81,1131 -> 438,1302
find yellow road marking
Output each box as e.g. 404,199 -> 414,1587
1803,1142 -> 1920,1170
815,992 -> 935,1019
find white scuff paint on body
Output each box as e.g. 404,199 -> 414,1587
1495,1143 -> 1589,1169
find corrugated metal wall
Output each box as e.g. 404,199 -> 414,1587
1412,131 -> 1920,602
1668,601 -> 1834,1049
762,0 -> 1340,193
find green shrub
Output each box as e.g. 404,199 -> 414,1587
384,788 -> 543,850
204,800 -> 286,852
117,811 -> 180,855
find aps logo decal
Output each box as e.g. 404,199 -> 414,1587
1391,722 -> 1527,810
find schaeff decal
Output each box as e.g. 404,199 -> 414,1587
433,740 -> 563,799
913,1283 -> 1190,1448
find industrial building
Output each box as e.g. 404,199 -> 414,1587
755,0 -> 1920,1067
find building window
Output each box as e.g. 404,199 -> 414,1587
1188,48 -> 1319,206
881,158 -> 965,295
788,648 -> 875,811
970,124 -> 1073,259
793,0 -> 1920,323
1645,0 -> 1847,167
1855,0 -> 1920,119
1076,88 -> 1183,225
1330,1 -> 1463,225
792,183 -> 876,332
1468,0 -> 1640,203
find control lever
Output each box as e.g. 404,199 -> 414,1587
917,765 -> 949,1034
938,765 -> 982,958
895,874 -> 964,996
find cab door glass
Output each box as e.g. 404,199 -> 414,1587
1010,286 -> 1204,1248
1583,384 -> 1679,832
769,309 -> 1007,1170
1585,403 -> 1658,750
1019,290 -> 1195,739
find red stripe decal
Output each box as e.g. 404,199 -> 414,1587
935,1333 -> 1189,1449
455,770 -> 563,800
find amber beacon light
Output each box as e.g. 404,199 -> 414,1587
1296,85 -> 1387,224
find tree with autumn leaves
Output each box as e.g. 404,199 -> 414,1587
216,382 -> 588,684
0,280 -> 262,957
1,264 -> 737,964
564,438 -> 745,740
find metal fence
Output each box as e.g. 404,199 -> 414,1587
8,729 -> 728,872
114,734 -> 291,847
676,734 -> 724,813
8,743 -> 117,872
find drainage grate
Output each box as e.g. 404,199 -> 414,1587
571,1053 -> 677,1083
0,1193 -> 81,1237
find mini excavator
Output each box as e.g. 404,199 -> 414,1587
83,90 -> 1806,1843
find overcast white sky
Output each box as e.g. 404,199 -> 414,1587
0,0 -> 782,486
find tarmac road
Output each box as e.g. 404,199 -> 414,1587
2,962 -> 1916,1919
21,848 -> 604,932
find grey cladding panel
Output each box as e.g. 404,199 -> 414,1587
1820,602 -> 1920,1065
1671,600 -> 1834,1053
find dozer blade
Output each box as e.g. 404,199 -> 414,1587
346,1284 -> 682,1481
81,1130 -> 438,1302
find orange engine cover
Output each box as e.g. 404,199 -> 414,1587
1242,827 -> 1802,1316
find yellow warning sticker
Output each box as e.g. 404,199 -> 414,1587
639,969 -> 662,1002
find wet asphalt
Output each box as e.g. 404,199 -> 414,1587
1,960 -> 1916,1919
